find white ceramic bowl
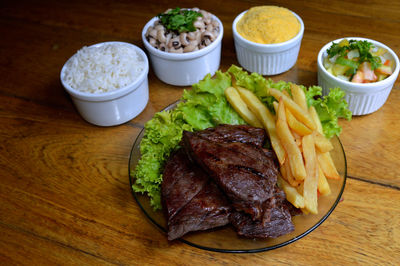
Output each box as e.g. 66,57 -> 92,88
232,10 -> 304,75
142,14 -> 223,86
60,41 -> 149,126
317,37 -> 400,115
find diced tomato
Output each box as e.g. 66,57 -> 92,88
359,62 -> 377,82
351,70 -> 364,83
384,59 -> 391,66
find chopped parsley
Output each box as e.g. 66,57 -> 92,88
157,7 -> 202,33
327,39 -> 382,75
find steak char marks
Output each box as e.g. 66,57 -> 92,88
161,149 -> 209,222
194,124 -> 267,146
183,128 -> 278,221
162,149 -> 231,240
167,180 -> 231,241
230,187 -> 294,238
162,124 -> 294,240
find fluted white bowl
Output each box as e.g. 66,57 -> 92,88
142,14 -> 223,86
232,10 -> 304,75
317,37 -> 399,115
60,41 -> 149,126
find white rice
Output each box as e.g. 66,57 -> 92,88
63,43 -> 145,94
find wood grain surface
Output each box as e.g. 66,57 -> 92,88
1,0 -> 399,265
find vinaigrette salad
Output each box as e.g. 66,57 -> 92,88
323,39 -> 394,83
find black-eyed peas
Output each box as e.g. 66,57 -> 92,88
145,8 -> 220,53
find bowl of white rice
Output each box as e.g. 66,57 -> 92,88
60,41 -> 149,126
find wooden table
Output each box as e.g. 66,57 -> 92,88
1,0 -> 399,264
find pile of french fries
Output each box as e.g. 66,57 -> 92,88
225,84 -> 340,214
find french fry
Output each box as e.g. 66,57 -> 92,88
294,136 -> 302,148
277,175 -> 305,209
229,82 -> 340,216
276,98 -> 306,180
296,180 -> 304,195
291,130 -> 302,148
291,84 -> 308,111
236,87 -> 286,165
309,105 -> 338,178
302,133 -> 318,214
308,106 -> 323,135
273,101 -> 279,113
314,132 -> 334,153
225,87 -> 263,128
280,160 -> 288,181
283,159 -> 300,187
317,150 -> 340,179
285,108 -> 313,136
269,88 -> 316,130
301,208 -> 310,215
318,164 -> 331,195
283,89 -> 291,97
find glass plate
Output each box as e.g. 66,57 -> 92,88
128,101 -> 347,253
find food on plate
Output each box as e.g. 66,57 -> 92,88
162,124 -> 296,240
133,71 -> 243,209
269,88 -> 315,131
323,39 -> 394,83
132,65 -> 351,212
291,84 -> 308,111
221,66 -> 351,212
301,133 -> 318,214
317,150 -> 340,180
145,7 -> 220,53
317,164 -> 331,196
235,86 -> 286,165
277,176 -> 304,209
183,126 -> 278,221
229,186 -> 294,239
276,97 -> 307,181
63,43 -> 145,93
162,148 -> 231,240
236,6 -> 300,44
225,87 -> 263,128
161,149 -> 209,222
227,84 -> 339,212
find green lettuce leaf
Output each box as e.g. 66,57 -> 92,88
311,87 -> 352,138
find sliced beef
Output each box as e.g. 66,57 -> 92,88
167,181 -> 231,240
161,149 -> 209,221
183,131 -> 278,220
195,124 -> 266,146
162,124 -> 296,240
230,187 -> 294,238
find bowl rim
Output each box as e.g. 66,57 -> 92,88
317,37 -> 400,92
141,12 -> 224,61
60,41 -> 149,102
232,9 -> 304,51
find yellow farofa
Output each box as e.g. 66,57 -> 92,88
237,6 -> 300,44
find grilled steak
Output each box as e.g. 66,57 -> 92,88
167,181 -> 231,240
161,149 -> 209,221
162,124 -> 295,240
183,131 -> 278,220
230,187 -> 294,238
194,124 -> 267,146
